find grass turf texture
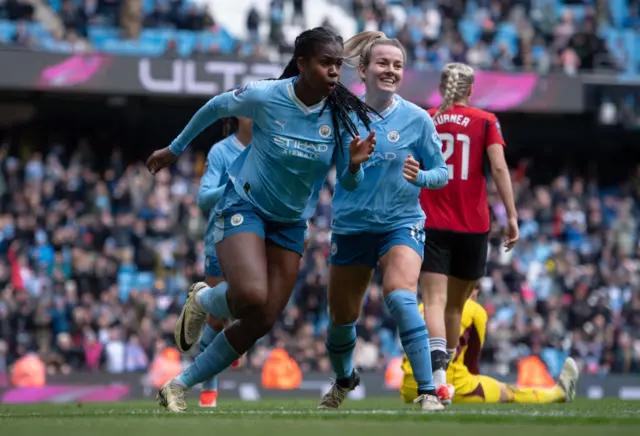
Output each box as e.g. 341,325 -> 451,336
1,399 -> 638,436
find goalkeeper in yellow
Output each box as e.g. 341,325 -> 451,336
401,289 -> 579,404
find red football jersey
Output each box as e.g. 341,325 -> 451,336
421,105 -> 505,233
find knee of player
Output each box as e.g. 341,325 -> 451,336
424,289 -> 447,308
382,269 -> 419,296
445,296 -> 466,312
329,309 -> 359,326
251,312 -> 279,337
381,280 -> 419,297
227,282 -> 269,317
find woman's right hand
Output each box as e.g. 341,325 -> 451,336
504,217 -> 519,252
146,147 -> 178,175
348,130 -> 376,166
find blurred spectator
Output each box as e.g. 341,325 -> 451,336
246,5 -> 260,44
0,0 -> 632,75
10,20 -> 34,48
120,0 -> 142,39
5,0 -> 33,21
60,0 -> 84,36
1,136 -> 639,376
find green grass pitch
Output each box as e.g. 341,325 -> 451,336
1,399 -> 638,436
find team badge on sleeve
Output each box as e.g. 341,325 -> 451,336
234,86 -> 247,96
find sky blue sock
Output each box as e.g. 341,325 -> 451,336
195,281 -> 233,318
385,289 -> 434,392
326,322 -> 356,381
178,330 -> 240,388
199,324 -> 218,392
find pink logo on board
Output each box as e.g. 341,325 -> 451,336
38,55 -> 110,88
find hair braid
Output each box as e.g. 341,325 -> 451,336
436,69 -> 459,117
435,63 -> 475,117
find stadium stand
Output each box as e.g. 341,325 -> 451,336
0,0 -> 639,384
0,133 -> 638,376
0,0 -> 638,74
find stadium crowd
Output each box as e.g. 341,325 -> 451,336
0,0 -> 637,74
0,136 -> 639,381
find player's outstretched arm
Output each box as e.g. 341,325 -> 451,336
147,84 -> 262,175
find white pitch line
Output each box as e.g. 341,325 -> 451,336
2,409 -> 639,419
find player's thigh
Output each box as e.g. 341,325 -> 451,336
214,201 -> 268,315
262,218 -> 307,315
420,229 -> 453,306
400,373 -> 419,404
449,232 -> 489,282
262,241 -> 303,324
327,233 -> 376,324
378,228 -> 424,294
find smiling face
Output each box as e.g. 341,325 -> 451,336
360,43 -> 405,96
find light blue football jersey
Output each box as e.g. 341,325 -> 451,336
332,95 -> 448,234
169,78 -> 364,223
199,134 -> 245,256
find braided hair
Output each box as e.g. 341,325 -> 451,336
435,63 -> 475,117
280,27 -> 379,150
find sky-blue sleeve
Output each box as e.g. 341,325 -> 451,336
333,129 -> 364,191
197,150 -> 225,212
412,114 -> 448,189
169,84 -> 261,155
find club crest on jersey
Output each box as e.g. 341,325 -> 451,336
234,86 -> 247,96
319,125 -> 332,138
387,130 -> 400,143
230,213 -> 244,226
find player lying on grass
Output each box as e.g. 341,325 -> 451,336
400,289 -> 579,404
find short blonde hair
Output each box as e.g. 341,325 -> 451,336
435,63 -> 475,117
343,31 -> 406,69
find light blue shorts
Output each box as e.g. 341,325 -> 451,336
214,186 -> 307,256
329,227 -> 425,268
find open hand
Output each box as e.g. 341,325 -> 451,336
348,130 -> 376,165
